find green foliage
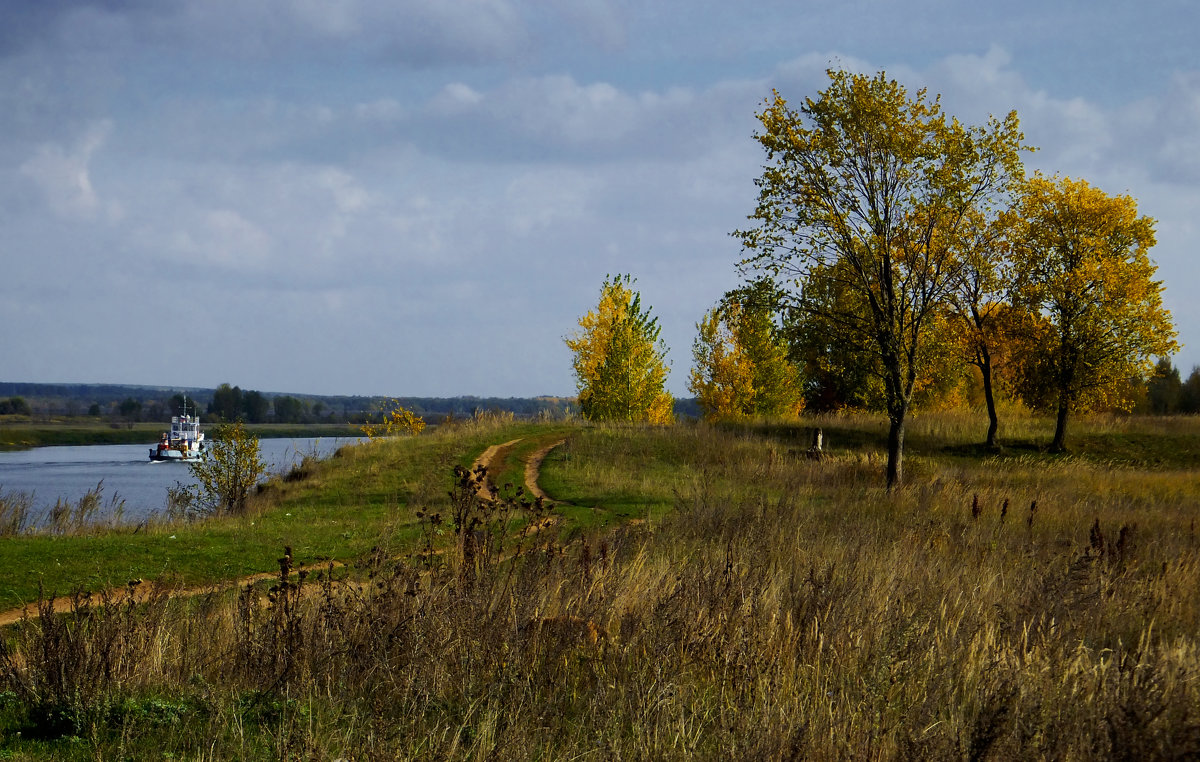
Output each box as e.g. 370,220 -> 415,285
565,274 -> 674,424
1183,367 -> 1200,414
272,395 -> 307,423
179,422 -> 266,516
242,390 -> 269,424
783,265 -> 887,411
118,397 -> 142,421
1146,357 -> 1183,414
208,383 -> 242,423
0,397 -> 32,416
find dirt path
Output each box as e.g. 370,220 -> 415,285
0,436 -> 567,627
525,438 -> 567,502
472,438 -> 522,499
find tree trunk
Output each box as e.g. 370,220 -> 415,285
979,345 -> 999,449
1051,401 -> 1069,453
886,412 -> 905,489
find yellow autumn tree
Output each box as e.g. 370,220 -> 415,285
689,305 -> 755,420
1012,174 -> 1179,451
689,287 -> 803,420
565,275 -> 674,424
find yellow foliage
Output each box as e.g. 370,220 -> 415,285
1013,174 -> 1179,415
361,400 -> 426,438
689,306 -> 755,420
689,301 -> 802,421
565,275 -> 674,424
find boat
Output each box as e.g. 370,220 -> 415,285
149,399 -> 206,462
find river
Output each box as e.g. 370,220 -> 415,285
0,437 -> 364,525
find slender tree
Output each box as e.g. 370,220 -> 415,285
946,208 -> 1025,447
690,305 -> 755,421
737,70 -> 1027,487
184,422 -> 266,515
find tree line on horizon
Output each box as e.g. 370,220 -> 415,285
566,69 -> 1181,488
0,382 -> 584,425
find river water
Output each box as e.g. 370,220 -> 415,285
0,437 -> 364,525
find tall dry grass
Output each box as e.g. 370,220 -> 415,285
1,418 -> 1198,759
0,481 -> 126,537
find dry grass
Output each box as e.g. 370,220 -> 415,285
1,415 -> 1198,759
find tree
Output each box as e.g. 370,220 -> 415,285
183,422 -> 266,516
565,274 -> 674,424
1145,357 -> 1182,414
946,208 -> 1023,447
1181,367 -> 1200,414
0,397 -> 32,416
1012,175 -> 1179,451
783,265 -> 886,412
690,282 -> 802,420
690,305 -> 755,420
209,383 -> 243,422
273,395 -> 307,424
118,397 -> 142,422
737,70 -> 1026,487
242,390 -> 269,424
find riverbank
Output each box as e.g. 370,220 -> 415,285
0,421 -> 362,450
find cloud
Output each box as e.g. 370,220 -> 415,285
3,5 -> 1198,394
404,73 -> 762,164
1132,72 -> 1200,184
19,120 -> 117,220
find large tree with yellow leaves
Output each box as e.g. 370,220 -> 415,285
1012,175 -> 1178,451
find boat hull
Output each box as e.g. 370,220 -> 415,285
149,447 -> 203,463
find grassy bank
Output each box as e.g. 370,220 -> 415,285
0,421 -> 362,451
1,412 -> 1198,759
0,418 -> 567,606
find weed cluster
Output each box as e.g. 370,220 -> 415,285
0,482 -> 125,537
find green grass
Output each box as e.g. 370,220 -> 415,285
0,419 -> 571,606
1,411 -> 1198,759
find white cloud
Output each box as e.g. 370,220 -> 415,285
18,120 -> 114,220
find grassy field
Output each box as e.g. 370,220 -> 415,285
1,411 -> 1198,759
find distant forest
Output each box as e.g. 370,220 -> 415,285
0,381 -> 613,424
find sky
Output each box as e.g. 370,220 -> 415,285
2,0 -> 1198,398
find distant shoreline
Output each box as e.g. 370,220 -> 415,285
0,421 -> 362,451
